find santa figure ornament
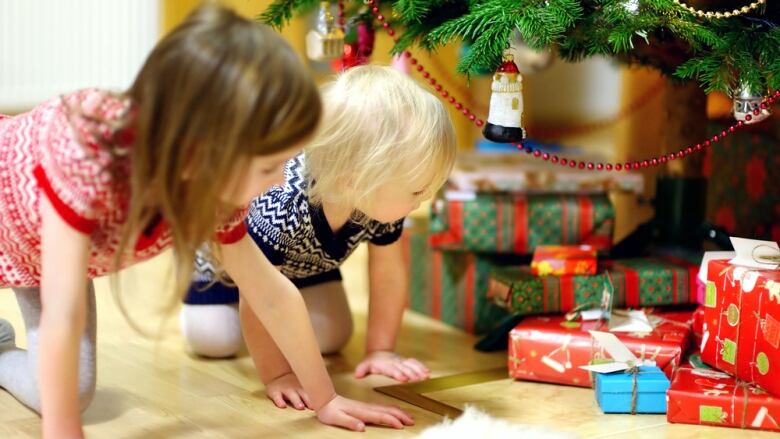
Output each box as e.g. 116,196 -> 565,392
483,52 -> 527,143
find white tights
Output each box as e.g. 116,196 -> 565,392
180,281 -> 354,358
0,282 -> 97,414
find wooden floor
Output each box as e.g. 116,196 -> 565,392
0,246 -> 775,438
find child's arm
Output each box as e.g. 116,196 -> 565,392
354,241 -> 429,382
239,299 -> 310,410
220,236 -> 413,431
39,197 -> 91,439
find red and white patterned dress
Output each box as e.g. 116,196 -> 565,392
0,89 -> 246,287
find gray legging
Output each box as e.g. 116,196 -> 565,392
0,282 -> 97,414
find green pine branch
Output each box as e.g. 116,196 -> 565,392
259,0 -> 780,94
258,0 -> 320,29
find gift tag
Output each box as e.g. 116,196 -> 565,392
580,331 -> 654,373
729,237 -> 779,270
608,309 -> 654,333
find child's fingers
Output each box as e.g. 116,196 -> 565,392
396,363 -> 421,381
268,391 -> 288,408
371,404 -> 415,426
284,390 -> 306,410
405,358 -> 430,374
354,361 -> 371,378
349,405 -> 404,429
382,364 -> 409,382
300,391 -> 312,408
403,359 -> 430,380
324,411 -> 365,432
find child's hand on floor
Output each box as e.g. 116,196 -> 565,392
354,351 -> 430,382
266,372 -> 310,410
317,395 -> 414,431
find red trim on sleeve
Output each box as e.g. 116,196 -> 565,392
217,222 -> 247,245
33,165 -> 97,234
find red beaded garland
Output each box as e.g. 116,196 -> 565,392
366,1 -> 773,172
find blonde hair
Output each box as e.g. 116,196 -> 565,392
70,4 -> 320,323
304,65 -> 455,218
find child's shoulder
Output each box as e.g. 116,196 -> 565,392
26,88 -> 134,152
32,89 -> 135,231
32,89 -> 130,121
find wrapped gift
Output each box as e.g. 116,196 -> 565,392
403,217 -> 509,334
701,256 -> 780,395
489,258 -> 699,317
692,305 -> 705,348
508,313 -> 691,388
582,331 -> 670,414
683,351 -> 711,369
595,366 -> 669,414
531,245 -> 597,276
697,251 -> 736,305
430,193 -> 614,254
667,367 -> 780,431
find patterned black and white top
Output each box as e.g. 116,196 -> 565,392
184,154 -> 404,305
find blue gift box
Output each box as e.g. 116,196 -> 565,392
594,365 -> 670,414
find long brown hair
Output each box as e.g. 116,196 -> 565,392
111,4 -> 320,322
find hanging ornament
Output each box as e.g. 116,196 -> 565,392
483,52 -> 527,143
507,30 -> 554,75
332,19 -> 375,71
733,82 -> 771,125
306,2 -> 344,61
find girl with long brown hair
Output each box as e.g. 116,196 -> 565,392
0,5 -> 410,437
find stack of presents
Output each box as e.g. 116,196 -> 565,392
403,152 -> 780,432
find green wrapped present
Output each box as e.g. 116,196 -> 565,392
488,257 -> 700,316
430,193 -> 614,254
403,217 -> 509,334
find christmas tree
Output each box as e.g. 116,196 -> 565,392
261,0 -> 779,178
260,0 -> 779,97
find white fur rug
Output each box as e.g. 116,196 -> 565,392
417,406 -> 579,439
